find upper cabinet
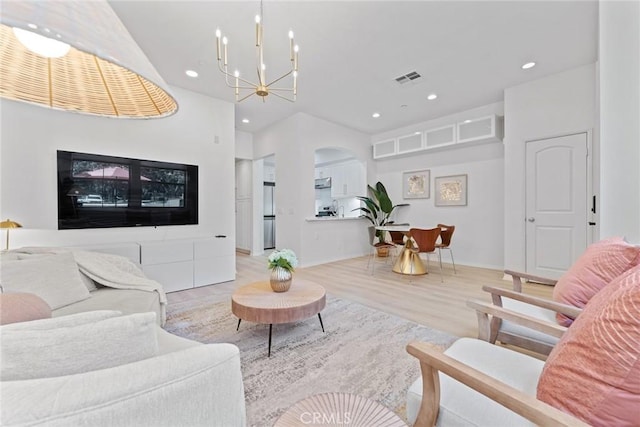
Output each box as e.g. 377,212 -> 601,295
372,139 -> 396,159
457,115 -> 504,144
372,114 -> 503,159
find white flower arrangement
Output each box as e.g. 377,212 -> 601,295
267,248 -> 298,272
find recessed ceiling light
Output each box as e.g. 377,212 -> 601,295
521,62 -> 536,70
185,70 -> 198,78
427,93 -> 437,101
463,119 -> 472,123
372,112 -> 381,118
414,131 -> 421,135
241,118 -> 250,123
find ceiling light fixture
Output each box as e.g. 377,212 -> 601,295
186,70 -> 199,78
522,62 -> 536,69
215,0 -> 298,103
427,94 -> 438,100
372,112 -> 381,118
242,118 -> 250,123
0,1 -> 177,118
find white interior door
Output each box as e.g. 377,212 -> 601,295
526,133 -> 588,278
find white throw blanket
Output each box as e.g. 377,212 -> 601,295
11,247 -> 168,324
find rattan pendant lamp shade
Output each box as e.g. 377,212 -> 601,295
0,1 -> 177,118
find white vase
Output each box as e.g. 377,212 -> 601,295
270,266 -> 292,292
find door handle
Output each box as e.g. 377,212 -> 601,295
527,217 -> 535,222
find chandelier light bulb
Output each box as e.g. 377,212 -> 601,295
288,30 -> 294,39
222,36 -> 228,45
13,27 -> 70,58
255,15 -> 261,24
215,28 -> 221,38
261,63 -> 266,70
294,45 -> 299,53
234,70 -> 240,77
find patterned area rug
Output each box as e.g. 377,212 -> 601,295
165,294 -> 456,427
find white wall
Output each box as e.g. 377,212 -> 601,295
0,86 -> 236,250
503,64 -> 596,271
253,112 -> 372,266
235,130 -> 253,160
373,103 -> 505,269
599,1 -> 640,242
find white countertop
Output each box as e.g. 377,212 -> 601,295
305,216 -> 365,222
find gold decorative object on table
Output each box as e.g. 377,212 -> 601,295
270,266 -> 293,292
267,248 -> 298,293
0,219 -> 22,251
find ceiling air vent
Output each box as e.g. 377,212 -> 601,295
395,71 -> 422,85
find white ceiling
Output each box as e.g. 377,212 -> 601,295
110,1 -> 598,135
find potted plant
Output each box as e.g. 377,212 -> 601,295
353,182 -> 402,256
267,248 -> 298,292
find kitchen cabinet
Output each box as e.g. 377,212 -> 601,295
315,166 -> 330,179
235,199 -> 252,252
235,160 -> 252,199
330,160 -> 365,198
263,164 -> 276,182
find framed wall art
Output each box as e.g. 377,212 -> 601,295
435,174 -> 467,206
402,169 -> 430,199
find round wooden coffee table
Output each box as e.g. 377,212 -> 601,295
273,392 -> 406,426
231,279 -> 326,357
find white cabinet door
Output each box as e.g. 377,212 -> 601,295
373,139 -> 396,159
235,199 -> 252,251
194,237 -> 235,287
457,115 -> 503,144
139,240 -> 194,293
143,262 -> 194,293
343,161 -> 365,197
397,133 -> 423,154
330,164 -> 346,198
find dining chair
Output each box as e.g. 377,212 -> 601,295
409,227 -> 442,281
436,223 -> 456,274
387,223 -> 409,261
366,226 -> 395,275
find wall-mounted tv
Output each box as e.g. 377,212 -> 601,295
57,150 -> 198,229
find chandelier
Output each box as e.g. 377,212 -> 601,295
215,1 -> 298,102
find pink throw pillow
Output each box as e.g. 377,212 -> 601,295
537,264 -> 640,426
0,292 -> 52,325
553,236 -> 640,326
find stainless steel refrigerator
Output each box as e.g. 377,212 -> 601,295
263,182 -> 275,249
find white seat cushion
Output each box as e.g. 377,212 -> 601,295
407,338 -> 543,426
500,299 -> 560,347
53,287 -> 162,325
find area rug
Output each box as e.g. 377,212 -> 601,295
165,295 -> 456,427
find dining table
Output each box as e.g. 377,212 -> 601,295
375,225 -> 427,275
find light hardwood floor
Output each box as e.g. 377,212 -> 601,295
168,251 -> 554,339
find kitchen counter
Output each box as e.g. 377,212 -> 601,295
305,216 -> 365,222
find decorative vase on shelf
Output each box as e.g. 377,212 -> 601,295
270,266 -> 292,292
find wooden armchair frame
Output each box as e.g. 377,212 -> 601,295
406,341 -> 590,427
469,270 -> 581,355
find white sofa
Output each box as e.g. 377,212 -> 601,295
1,312 -> 247,426
1,245 -> 247,426
1,244 -> 166,325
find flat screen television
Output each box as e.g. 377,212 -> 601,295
57,150 -> 198,229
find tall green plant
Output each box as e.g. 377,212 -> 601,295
353,181 -> 400,243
